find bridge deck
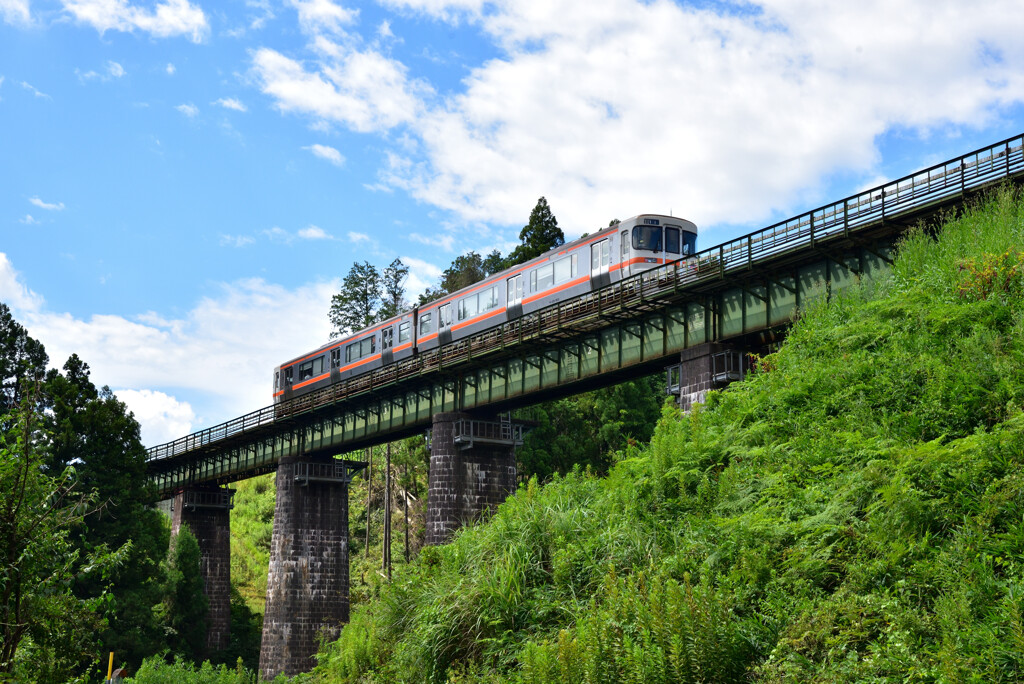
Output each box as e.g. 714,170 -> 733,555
146,134 -> 1024,497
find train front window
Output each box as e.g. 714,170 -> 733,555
632,225 -> 662,251
665,226 -> 681,255
682,232 -> 697,255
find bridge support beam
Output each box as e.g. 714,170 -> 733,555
425,411 -> 520,546
667,343 -> 750,412
259,455 -> 365,680
171,486 -> 234,654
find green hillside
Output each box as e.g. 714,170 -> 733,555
309,186 -> 1024,683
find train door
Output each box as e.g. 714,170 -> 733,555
438,302 -> 453,345
590,238 -> 611,289
506,273 -> 523,319
381,325 -> 394,365
620,230 -> 630,276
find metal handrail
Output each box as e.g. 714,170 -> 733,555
147,133 -> 1024,464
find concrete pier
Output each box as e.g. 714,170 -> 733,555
171,486 -> 234,653
425,412 -> 520,546
258,455 -> 365,680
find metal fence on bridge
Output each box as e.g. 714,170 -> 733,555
146,133 -> 1024,467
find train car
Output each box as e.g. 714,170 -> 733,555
273,213 -> 696,405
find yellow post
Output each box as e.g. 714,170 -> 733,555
107,652 -> 114,681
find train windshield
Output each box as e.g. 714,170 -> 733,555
632,225 -> 662,251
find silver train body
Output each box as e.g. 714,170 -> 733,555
273,214 -> 698,404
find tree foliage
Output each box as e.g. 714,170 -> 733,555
379,258 -> 410,321
329,261 -> 383,337
507,197 -> 565,267
157,527 -> 209,663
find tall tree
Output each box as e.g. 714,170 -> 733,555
440,252 -> 487,293
329,261 -> 382,337
507,197 -> 565,267
482,249 -> 505,276
157,527 -> 208,663
0,303 -> 47,417
379,258 -> 410,321
44,354 -> 170,671
0,389 -> 118,681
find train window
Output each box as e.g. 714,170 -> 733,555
285,367 -> 293,385
682,231 -> 697,255
507,274 -> 523,304
459,286 -> 498,321
382,326 -> 393,350
331,348 -> 341,367
633,225 -> 662,251
345,336 -> 376,363
591,239 -> 610,275
398,321 -> 411,344
439,303 -> 453,328
554,254 -> 576,284
532,263 -> 554,292
621,231 -> 629,259
484,286 -> 499,310
419,312 -> 434,336
274,371 -> 279,391
665,226 -> 681,255
299,360 -> 313,381
458,296 -> 476,321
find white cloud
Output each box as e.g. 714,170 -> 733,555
303,142 -> 344,166
220,234 -> 255,247
0,253 -> 45,312
0,0 -> 30,25
20,81 -> 50,99
252,45 -> 429,133
114,389 -> 196,445
287,0 -> 357,37
63,0 -> 209,43
399,255 -> 442,299
213,96 -> 247,111
107,60 -> 126,78
2,252 -> 338,438
166,62 -> 176,75
176,102 -> 199,117
410,231 -> 455,251
29,196 -> 65,211
298,225 -> 332,239
254,0 -> 1024,237
19,214 -> 40,225
347,231 -> 370,243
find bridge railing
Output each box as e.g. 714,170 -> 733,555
146,133 -> 1024,464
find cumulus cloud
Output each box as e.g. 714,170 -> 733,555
107,60 -> 126,78
19,214 -> 40,225
29,196 -> 65,211
303,142 -> 344,166
298,225 -> 332,239
63,0 -> 209,43
214,96 -> 247,111
220,234 -> 255,247
288,0 -> 357,37
253,0 -> 1024,237
166,62 -> 176,75
175,102 -> 199,117
0,0 -> 30,25
2,251 -> 338,440
114,389 -> 196,445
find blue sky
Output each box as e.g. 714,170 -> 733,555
2,0 -> 1024,445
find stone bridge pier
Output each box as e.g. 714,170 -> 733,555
666,342 -> 755,412
171,485 -> 234,654
425,411 -> 522,546
258,454 -> 366,681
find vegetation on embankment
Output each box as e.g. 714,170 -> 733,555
310,186 -> 1024,683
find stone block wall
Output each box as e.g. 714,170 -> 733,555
425,411 -> 517,545
171,487 -> 232,654
259,455 -> 353,680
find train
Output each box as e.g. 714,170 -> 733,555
273,214 -> 698,404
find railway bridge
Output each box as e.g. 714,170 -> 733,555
147,134 -> 1024,679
